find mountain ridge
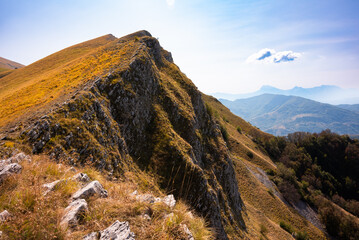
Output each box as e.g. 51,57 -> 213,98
212,84 -> 359,105
220,93 -> 359,136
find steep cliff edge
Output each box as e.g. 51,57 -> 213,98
19,31 -> 244,238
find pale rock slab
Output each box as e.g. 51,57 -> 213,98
60,199 -> 88,229
180,224 -> 194,240
162,194 -> 176,208
0,210 -> 11,222
72,180 -> 108,200
72,172 -> 90,182
42,179 -> 63,195
0,163 -> 22,182
99,221 -> 135,240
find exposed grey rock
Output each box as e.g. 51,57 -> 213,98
0,210 -> 11,222
7,153 -> 31,163
60,199 -> 88,229
83,232 -> 99,240
162,194 -> 176,208
99,221 -> 135,240
42,179 -> 63,195
72,172 -> 90,182
0,163 -> 22,182
0,153 -> 30,169
135,194 -> 160,204
72,180 -> 108,200
180,224 -> 194,240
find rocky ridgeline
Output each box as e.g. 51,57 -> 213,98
22,31 -> 244,239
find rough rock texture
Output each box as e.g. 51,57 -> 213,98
0,210 -> 11,222
99,221 -> 135,240
25,31 -> 244,239
60,199 -> 88,229
162,194 -> 176,208
181,224 -> 194,240
83,221 -> 135,240
0,163 -> 22,182
72,172 -> 90,182
42,179 -> 63,195
0,153 -> 30,168
72,180 -> 108,200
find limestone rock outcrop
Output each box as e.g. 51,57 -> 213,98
0,210 -> 11,222
60,199 -> 88,229
72,180 -> 108,200
83,221 -> 135,240
0,163 -> 22,182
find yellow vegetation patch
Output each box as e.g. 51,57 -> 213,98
0,35 -> 141,130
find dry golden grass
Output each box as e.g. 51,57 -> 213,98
0,154 -> 213,240
0,34 -> 143,131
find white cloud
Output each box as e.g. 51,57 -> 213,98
166,0 -> 175,7
246,48 -> 301,63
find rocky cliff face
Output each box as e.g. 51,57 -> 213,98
24,31 -> 244,239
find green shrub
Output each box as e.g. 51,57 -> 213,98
236,126 -> 242,134
295,231 -> 308,240
260,224 -> 268,236
219,125 -> 229,142
279,221 -> 294,234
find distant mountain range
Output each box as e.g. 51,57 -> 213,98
212,85 -> 359,105
220,94 -> 359,136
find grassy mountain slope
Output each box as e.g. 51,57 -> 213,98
0,31 -> 329,239
0,34 -> 117,131
0,56 -> 24,72
220,93 -> 359,135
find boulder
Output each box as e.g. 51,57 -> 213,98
72,180 -> 108,200
0,163 -> 22,182
0,210 -> 11,222
42,179 -> 63,195
8,153 -> 31,163
99,221 -> 135,240
72,172 -> 90,183
60,199 -> 88,229
162,194 -> 176,208
0,153 -> 30,168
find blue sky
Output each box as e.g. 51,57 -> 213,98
1,0 -> 358,94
